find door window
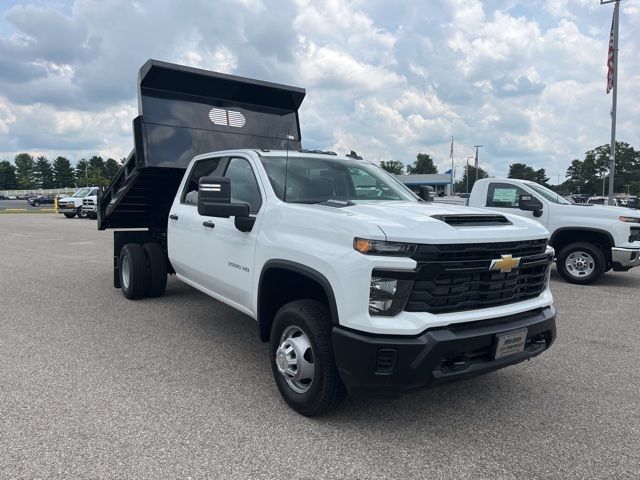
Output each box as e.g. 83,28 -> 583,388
181,157 -> 223,205
223,158 -> 262,213
486,182 -> 528,208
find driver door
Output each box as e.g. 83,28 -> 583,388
484,182 -> 549,227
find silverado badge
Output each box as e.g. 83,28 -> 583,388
490,254 -> 521,273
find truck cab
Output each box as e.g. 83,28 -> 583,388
469,178 -> 640,284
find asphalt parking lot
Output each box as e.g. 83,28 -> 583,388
0,199 -> 55,213
1,214 -> 639,479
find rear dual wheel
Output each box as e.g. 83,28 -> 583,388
119,242 -> 168,299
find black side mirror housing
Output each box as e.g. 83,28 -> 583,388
418,185 -> 435,202
197,176 -> 255,230
519,194 -> 543,217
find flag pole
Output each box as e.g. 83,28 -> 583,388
603,0 -> 620,206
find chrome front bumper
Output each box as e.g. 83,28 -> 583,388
611,247 -> 640,270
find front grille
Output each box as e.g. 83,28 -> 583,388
83,199 -> 95,206
630,227 -> 640,243
405,240 -> 551,314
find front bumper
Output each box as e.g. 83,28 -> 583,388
58,207 -> 77,213
332,306 -> 556,397
82,205 -> 97,213
611,247 -> 640,271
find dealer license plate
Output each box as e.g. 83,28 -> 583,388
494,330 -> 527,359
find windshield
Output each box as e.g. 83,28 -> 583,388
72,188 -> 90,198
260,155 -> 418,203
527,183 -> 571,205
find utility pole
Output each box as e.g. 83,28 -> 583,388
466,156 -> 473,193
473,145 -> 483,183
602,0 -> 621,206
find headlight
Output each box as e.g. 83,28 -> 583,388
369,276 -> 413,316
354,238 -> 416,256
619,216 -> 640,224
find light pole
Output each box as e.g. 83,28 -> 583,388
466,156 -> 473,193
473,145 -> 483,183
601,0 -> 621,206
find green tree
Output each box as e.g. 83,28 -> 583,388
33,156 -> 55,188
75,159 -> 89,186
14,153 -> 35,189
566,142 -> 639,195
508,163 -> 536,180
454,165 -> 489,193
87,155 -> 109,186
52,156 -> 75,188
379,160 -> 405,175
406,153 -> 437,174
0,160 -> 18,190
104,157 -> 120,181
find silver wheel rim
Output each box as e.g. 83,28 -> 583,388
565,251 -> 595,278
275,326 -> 315,394
121,254 -> 131,289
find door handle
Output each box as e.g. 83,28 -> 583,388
202,221 -> 215,229
169,214 -> 179,220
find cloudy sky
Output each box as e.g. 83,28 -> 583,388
0,0 -> 638,181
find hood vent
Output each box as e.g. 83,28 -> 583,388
432,214 -> 512,227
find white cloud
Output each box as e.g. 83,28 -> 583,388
0,0 -> 638,181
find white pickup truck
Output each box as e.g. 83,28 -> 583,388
468,179 -> 640,284
98,60 -> 557,416
58,187 -> 99,219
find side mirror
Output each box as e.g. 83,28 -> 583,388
197,176 -> 254,231
418,185 -> 435,202
519,194 -> 543,217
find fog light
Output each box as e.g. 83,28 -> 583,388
369,276 -> 413,316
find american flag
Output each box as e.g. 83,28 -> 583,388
606,12 -> 615,94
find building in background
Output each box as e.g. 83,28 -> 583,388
396,174 -> 453,196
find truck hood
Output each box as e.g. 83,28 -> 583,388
571,203 -> 636,219
312,201 -> 550,243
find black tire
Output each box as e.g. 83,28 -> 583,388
63,213 -> 76,218
119,244 -> 148,299
143,242 -> 168,297
77,207 -> 88,219
270,300 -> 346,416
556,241 -> 607,285
33,201 -> 40,207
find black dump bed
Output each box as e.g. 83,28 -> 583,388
98,59 -> 305,230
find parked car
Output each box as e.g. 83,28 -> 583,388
28,194 -> 56,206
586,196 -> 620,207
467,180 -> 640,284
81,191 -> 99,219
6,195 -> 17,200
0,194 -> 5,200
57,187 -> 99,218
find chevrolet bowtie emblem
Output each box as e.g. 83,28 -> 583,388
490,254 -> 521,273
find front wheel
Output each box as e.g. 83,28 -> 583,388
77,207 -> 88,219
270,300 -> 345,416
556,242 -> 607,285
63,213 -> 76,218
